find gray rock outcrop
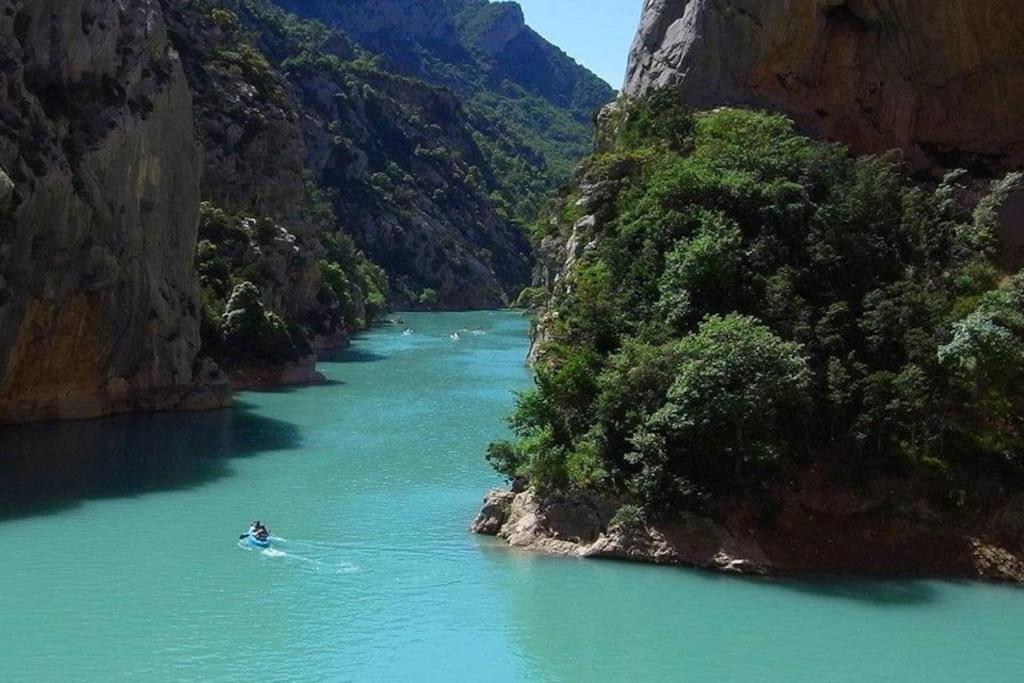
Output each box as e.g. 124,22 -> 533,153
0,0 -> 229,423
625,0 -> 1024,171
473,486 -> 1024,581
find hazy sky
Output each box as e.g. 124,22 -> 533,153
516,0 -> 643,89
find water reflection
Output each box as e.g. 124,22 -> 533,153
0,401 -> 301,521
319,347 -> 388,364
477,540 -> 956,681
770,575 -> 940,605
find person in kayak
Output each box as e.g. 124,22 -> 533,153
240,521 -> 270,541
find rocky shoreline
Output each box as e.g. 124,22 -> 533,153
0,353 -> 326,425
472,487 -> 1024,583
472,489 -> 770,575
0,378 -> 234,425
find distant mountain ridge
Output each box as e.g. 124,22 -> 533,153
271,0 -> 616,198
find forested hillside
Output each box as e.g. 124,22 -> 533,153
479,93 -> 1024,580
271,0 -> 615,218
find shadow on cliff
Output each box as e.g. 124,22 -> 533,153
0,400 -> 302,522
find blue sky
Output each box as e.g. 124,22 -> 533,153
516,0 -> 643,89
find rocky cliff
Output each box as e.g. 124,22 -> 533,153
276,0 -> 612,117
164,0 -> 368,365
2,0 -> 595,423
167,0 -> 540,311
625,0 -> 1024,172
0,0 -> 230,423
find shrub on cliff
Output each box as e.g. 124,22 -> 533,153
319,231 -> 388,324
418,288 -> 440,310
195,200 -> 389,370
220,282 -> 302,366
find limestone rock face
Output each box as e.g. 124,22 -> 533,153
0,0 -> 229,423
282,0 -> 460,54
464,3 -> 526,58
275,0 -> 613,116
170,0 -> 539,312
470,489 -> 517,536
472,488 -> 772,575
472,487 -> 1024,581
625,0 -> 1024,170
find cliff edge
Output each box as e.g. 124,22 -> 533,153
625,0 -> 1024,171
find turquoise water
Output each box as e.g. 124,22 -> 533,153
1,311 -> 1022,681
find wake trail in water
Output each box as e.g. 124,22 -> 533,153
237,536 -> 362,574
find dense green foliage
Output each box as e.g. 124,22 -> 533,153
272,0 -> 615,220
493,96 -> 1024,512
216,281 -> 307,365
319,229 -> 389,328
195,202 -> 386,368
178,0 -> 532,307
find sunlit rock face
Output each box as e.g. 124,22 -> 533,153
625,0 -> 1024,171
0,0 -> 228,423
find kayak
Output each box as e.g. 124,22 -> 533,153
243,532 -> 271,549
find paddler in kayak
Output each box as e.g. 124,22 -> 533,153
240,520 -> 270,543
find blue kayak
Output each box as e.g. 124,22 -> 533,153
243,531 -> 271,549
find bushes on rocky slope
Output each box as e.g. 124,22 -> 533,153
215,281 -> 307,366
275,0 -> 615,220
492,96 -> 1024,514
195,202 -> 384,369
170,0 -> 535,309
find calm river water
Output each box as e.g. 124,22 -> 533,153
1,311 -> 1021,681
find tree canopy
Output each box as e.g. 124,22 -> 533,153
492,97 -> 1024,513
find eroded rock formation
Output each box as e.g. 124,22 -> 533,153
625,0 -> 1024,171
0,0 -> 229,423
473,485 -> 1024,582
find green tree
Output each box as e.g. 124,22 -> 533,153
418,288 -> 439,310
657,209 -> 743,330
221,281 -> 300,365
638,314 -> 810,490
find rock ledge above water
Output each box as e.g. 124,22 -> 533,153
473,487 -> 1024,583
